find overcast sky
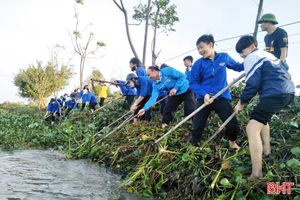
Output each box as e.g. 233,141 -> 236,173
0,0 -> 299,103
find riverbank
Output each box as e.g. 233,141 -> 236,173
1,90 -> 300,199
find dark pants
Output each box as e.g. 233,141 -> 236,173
158,95 -> 168,115
89,101 -> 98,110
191,98 -> 240,145
45,112 -> 60,122
134,96 -> 151,121
99,98 -> 105,107
81,103 -> 86,111
65,108 -> 72,116
123,95 -> 135,109
162,90 -> 196,124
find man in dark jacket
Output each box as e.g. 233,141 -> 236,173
235,35 -> 294,180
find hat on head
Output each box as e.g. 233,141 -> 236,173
258,13 -> 278,24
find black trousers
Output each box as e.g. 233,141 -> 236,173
191,98 -> 240,145
162,90 -> 196,124
65,108 -> 72,116
123,95 -> 135,109
158,95 -> 168,114
99,98 -> 105,107
89,101 -> 98,110
134,96 -> 151,121
81,103 -> 86,111
45,112 -> 60,122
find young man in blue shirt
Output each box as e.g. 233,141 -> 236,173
129,57 -> 147,77
65,94 -> 77,116
190,34 -> 244,149
89,92 -> 99,111
183,55 -> 193,82
138,65 -> 196,128
79,85 -> 91,111
126,73 -> 153,122
235,35 -> 294,180
113,79 -> 137,109
45,98 -> 61,122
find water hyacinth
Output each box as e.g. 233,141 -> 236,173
1,86 -> 300,199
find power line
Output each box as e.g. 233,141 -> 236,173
159,20 -> 300,64
219,33 -> 300,52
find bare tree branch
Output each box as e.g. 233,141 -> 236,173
142,0 -> 152,66
112,0 -> 123,11
113,0 -> 139,59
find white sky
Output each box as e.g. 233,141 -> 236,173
0,0 -> 300,103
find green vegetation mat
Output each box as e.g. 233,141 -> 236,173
1,86 -> 299,199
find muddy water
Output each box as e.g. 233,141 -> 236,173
0,150 -> 145,200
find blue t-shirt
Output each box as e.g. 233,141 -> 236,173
90,92 -> 98,103
117,80 -> 137,96
136,66 -> 147,77
190,52 -> 244,101
47,101 -> 61,113
264,27 -> 288,59
185,67 -> 192,82
66,98 -> 77,109
143,67 -> 189,110
136,76 -> 153,97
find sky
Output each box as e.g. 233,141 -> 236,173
0,0 -> 299,104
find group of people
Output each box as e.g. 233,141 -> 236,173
45,82 -> 109,121
45,13 -> 295,180
121,13 -> 294,180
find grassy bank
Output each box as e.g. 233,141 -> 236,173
0,89 -> 300,199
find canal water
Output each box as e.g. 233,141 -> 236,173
0,150 -> 145,200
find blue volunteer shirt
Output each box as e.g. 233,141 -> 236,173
143,67 -> 189,110
117,80 -> 137,96
57,98 -> 63,106
66,98 -> 77,109
90,92 -> 98,104
79,90 -> 92,104
190,52 -> 244,101
185,66 -> 192,82
136,76 -> 153,97
136,65 -> 147,77
47,101 -> 60,113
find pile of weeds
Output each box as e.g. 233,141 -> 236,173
1,88 -> 300,199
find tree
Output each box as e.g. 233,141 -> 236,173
71,3 -> 105,88
113,0 -> 140,60
253,0 -> 264,40
133,0 -> 179,65
113,0 -> 178,66
14,62 -> 73,109
48,44 -> 68,97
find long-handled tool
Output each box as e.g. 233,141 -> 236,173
90,97 -> 122,115
91,79 -> 126,86
200,112 -> 237,148
155,73 -> 245,143
91,95 -> 169,147
106,110 -> 132,128
74,110 -> 133,151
